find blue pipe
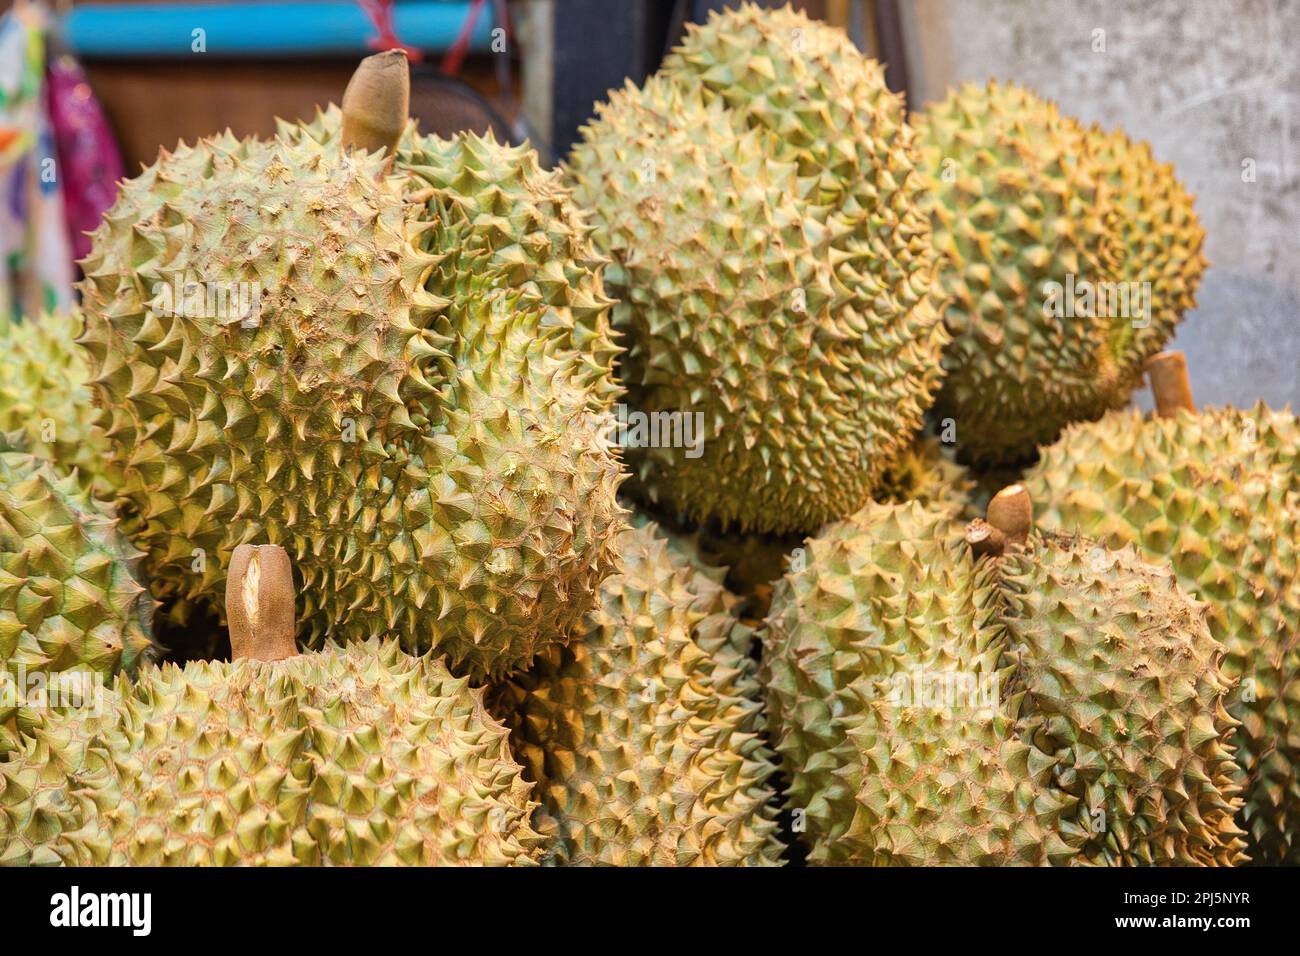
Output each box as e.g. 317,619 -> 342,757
64,2 -> 494,58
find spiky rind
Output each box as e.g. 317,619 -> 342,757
78,123 -> 624,680
0,639 -> 544,866
762,500 -> 1245,865
0,449 -> 157,736
0,311 -> 118,499
875,436 -> 977,514
495,521 -> 783,866
917,81 -> 1114,464
761,501 -> 1080,864
1025,404 -> 1300,863
1089,129 -> 1207,382
917,82 -> 1203,465
999,534 -> 1246,866
568,6 -> 947,533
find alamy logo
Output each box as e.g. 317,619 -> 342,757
0,667 -> 104,715
886,667 -> 1000,715
151,277 -> 262,326
1042,274 -> 1151,328
609,403 -> 705,459
49,887 -> 151,936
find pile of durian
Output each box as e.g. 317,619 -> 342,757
0,4 -> 1295,867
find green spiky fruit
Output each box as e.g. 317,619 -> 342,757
0,639 -> 544,866
1088,129 -> 1207,370
1,442 -> 156,741
0,312 -> 117,499
1025,403 -> 1300,863
495,521 -> 783,865
916,81 -> 1204,465
999,534 -> 1245,865
78,119 -> 623,680
762,500 -> 1244,865
567,7 -> 947,534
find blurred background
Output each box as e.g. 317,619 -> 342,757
1,0 -> 1294,406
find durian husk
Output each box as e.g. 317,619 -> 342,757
567,4 -> 948,534
762,499 -> 1246,865
0,639 -> 545,866
78,115 -> 624,681
0,441 -> 157,750
0,311 -> 119,500
494,520 -> 784,866
1025,402 -> 1300,863
916,81 -> 1205,466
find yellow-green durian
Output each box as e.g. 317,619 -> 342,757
77,61 -> 624,681
916,81 -> 1204,465
0,311 -> 118,500
495,520 -> 783,866
1025,391 -> 1299,864
762,497 -> 1244,865
1,544 -> 543,867
1,438 -> 156,747
567,5 -> 947,534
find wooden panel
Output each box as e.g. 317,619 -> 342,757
83,57 -> 512,170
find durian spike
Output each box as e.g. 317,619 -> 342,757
1147,349 -> 1197,417
226,544 -> 298,661
340,49 -> 410,160
968,484 -> 1033,557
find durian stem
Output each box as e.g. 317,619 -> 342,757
340,49 -> 410,160
968,485 -> 1033,557
226,544 -> 298,661
1147,350 -> 1196,417
965,519 -> 1006,558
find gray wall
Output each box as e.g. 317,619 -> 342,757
902,0 -> 1298,409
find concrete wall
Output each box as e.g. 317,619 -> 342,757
901,0 -> 1298,409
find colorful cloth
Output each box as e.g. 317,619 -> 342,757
0,1 -> 75,323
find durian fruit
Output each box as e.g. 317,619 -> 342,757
990,506 -> 1245,865
0,436 -> 156,742
762,487 -> 1244,865
1025,351 -> 1300,863
0,545 -> 544,866
494,521 -> 783,866
0,311 -> 118,499
77,53 -> 623,680
1089,130 -> 1207,371
567,6 -> 947,535
915,81 -> 1204,465
761,497 -> 1079,864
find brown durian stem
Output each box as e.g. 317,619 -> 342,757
968,484 -> 1033,557
965,519 -> 1006,558
1147,350 -> 1196,417
226,544 -> 298,661
340,49 -> 410,159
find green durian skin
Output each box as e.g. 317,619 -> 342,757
0,447 -> 157,745
761,501 -> 1081,865
0,311 -> 119,500
494,521 -> 783,866
917,81 -> 1204,466
1025,404 -> 1300,863
78,120 -> 624,681
999,533 -> 1246,866
569,5 -> 948,534
0,639 -> 544,866
762,500 -> 1245,866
